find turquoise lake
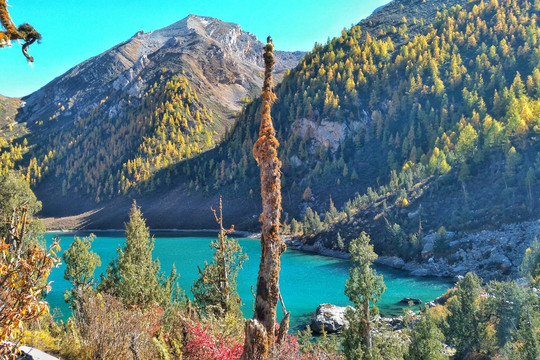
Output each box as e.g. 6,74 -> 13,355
44,231 -> 452,331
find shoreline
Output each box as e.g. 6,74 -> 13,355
46,217 -> 538,281
284,219 -> 540,281
46,228 -> 259,238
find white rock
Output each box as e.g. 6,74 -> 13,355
311,303 -> 353,333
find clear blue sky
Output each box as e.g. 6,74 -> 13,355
0,0 -> 390,97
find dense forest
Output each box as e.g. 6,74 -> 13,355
22,73 -> 216,200
163,0 -> 540,249
2,0 -> 540,240
1,0 -> 540,359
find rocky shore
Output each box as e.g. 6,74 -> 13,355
287,219 -> 540,281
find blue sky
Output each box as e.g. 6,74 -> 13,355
0,0 -> 390,97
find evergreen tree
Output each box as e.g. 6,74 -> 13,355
445,272 -> 483,359
405,314 -> 447,360
343,232 -> 386,360
192,197 -> 247,316
520,237 -> 540,285
336,232 -> 345,251
62,234 -> 101,307
484,280 -> 527,350
511,290 -> 540,360
98,201 -> 178,308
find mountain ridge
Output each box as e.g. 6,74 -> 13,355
17,14 -> 303,127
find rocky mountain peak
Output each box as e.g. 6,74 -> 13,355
17,14 -> 303,126
154,14 -> 263,67
158,14 -> 241,38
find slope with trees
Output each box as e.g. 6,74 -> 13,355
179,0 -> 540,259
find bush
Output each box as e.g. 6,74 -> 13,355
183,322 -> 243,360
65,291 -> 159,360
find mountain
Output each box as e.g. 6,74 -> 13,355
160,0 -> 540,251
4,0 -> 540,247
19,14 -> 302,127
0,15 -> 303,227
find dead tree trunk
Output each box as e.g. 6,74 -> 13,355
241,37 -> 288,360
212,196 -> 231,312
0,0 -> 41,61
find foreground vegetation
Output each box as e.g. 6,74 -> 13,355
0,169 -> 538,359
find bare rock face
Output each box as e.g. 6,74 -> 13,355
291,118 -> 349,153
311,303 -> 353,333
17,14 -> 303,128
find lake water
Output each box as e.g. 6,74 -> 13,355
44,231 -> 452,331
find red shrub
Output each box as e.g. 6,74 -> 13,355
184,322 -> 243,360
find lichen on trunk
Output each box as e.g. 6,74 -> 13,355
241,38 -> 289,360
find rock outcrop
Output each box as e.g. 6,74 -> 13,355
399,297 -> 422,305
311,303 -> 352,333
401,220 -> 540,280
289,219 -> 540,281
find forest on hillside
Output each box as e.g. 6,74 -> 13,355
167,0 -> 540,253
1,0 -> 540,359
0,0 -> 539,239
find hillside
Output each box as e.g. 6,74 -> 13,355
0,15 -> 302,225
0,95 -> 20,130
167,0 -> 540,255
3,0 -> 540,244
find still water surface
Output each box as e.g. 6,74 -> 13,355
44,231 -> 452,330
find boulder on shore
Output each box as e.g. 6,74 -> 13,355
311,303 -> 353,333
399,297 -> 422,305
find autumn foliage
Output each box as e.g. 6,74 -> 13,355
184,322 -> 243,360
0,207 -> 59,358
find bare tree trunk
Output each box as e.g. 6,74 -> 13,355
0,0 -> 41,61
363,297 -> 372,353
241,37 -> 287,360
217,197 -> 229,310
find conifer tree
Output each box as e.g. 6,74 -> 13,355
192,196 -> 247,316
520,237 -> 540,285
405,314 -> 447,360
445,272 -> 483,358
63,234 -> 101,307
98,201 -> 178,308
343,232 -> 386,360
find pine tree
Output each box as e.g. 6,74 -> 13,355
445,272 -> 483,358
520,237 -> 540,284
98,201 -> 178,308
343,232 -> 386,360
512,290 -> 540,360
192,197 -> 247,316
336,232 -> 345,251
405,314 -> 447,360
63,234 -> 101,307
